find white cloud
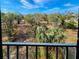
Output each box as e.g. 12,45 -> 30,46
1,8 -> 8,13
20,0 -> 79,14
64,3 -> 75,7
33,0 -> 50,8
33,0 -> 58,3
20,0 -> 51,9
43,7 -> 61,13
48,7 -> 60,12
60,6 -> 79,13
1,8 -> 7,11
67,6 -> 79,13
20,0 -> 39,9
43,6 -> 79,14
33,0 -> 48,3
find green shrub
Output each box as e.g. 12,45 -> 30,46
65,19 -> 78,29
46,27 -> 66,43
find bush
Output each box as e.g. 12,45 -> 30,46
46,27 -> 66,43
65,19 -> 78,29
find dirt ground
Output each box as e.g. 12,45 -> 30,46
2,29 -> 78,43
64,29 -> 77,43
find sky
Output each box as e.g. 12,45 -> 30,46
1,0 -> 79,14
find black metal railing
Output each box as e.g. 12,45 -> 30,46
2,42 -> 77,59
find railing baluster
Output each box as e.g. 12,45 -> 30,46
16,46 -> 19,59
26,46 -> 28,59
2,42 -> 77,59
46,46 -> 48,59
56,47 -> 58,59
66,47 -> 68,59
7,46 -> 10,59
36,46 -> 38,59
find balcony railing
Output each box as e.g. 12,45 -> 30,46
2,42 -> 77,59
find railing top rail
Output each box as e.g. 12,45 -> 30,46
2,42 -> 77,47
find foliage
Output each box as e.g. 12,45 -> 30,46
35,25 -> 66,43
46,27 -> 66,43
35,25 -> 47,42
65,18 -> 78,29
1,12 -> 78,42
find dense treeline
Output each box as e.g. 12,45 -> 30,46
1,12 -> 78,42
1,12 -> 78,59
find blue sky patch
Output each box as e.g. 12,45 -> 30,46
1,0 -> 79,14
